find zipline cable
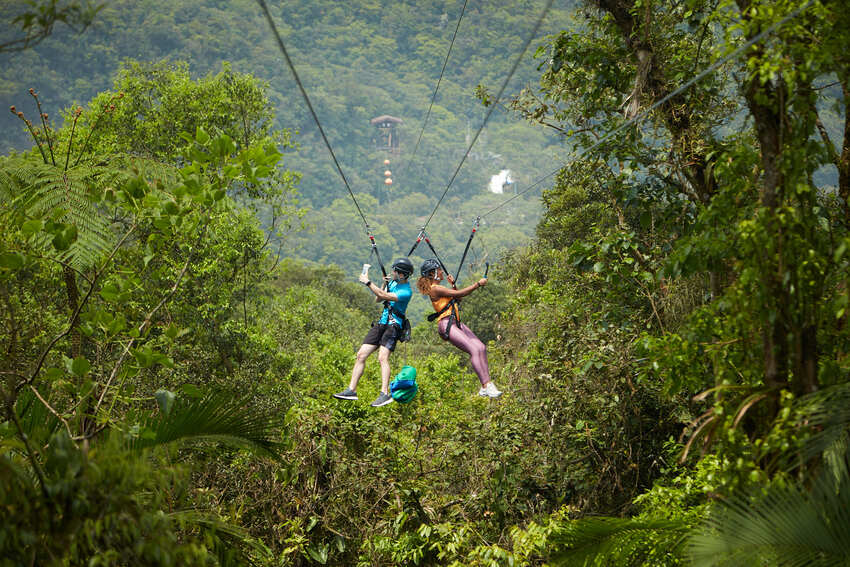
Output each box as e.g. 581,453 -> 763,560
256,0 -> 370,229
454,216 -> 479,284
420,0 -> 555,232
480,0 -> 813,220
470,232 -> 491,274
398,0 -> 470,181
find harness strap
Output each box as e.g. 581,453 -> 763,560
454,217 -> 479,285
407,228 -> 426,257
438,304 -> 458,340
426,298 -> 457,323
378,280 -> 408,327
382,303 -> 407,326
366,227 -> 388,282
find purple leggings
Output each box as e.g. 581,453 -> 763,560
437,318 -> 491,386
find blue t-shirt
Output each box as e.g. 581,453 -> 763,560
378,280 -> 412,327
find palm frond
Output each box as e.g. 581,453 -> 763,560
688,455 -> 850,567
0,452 -> 37,494
548,516 -> 689,566
787,382 -> 850,471
13,388 -> 62,449
130,390 -> 284,457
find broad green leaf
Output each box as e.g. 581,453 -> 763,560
51,226 -> 78,251
195,127 -> 210,145
21,219 -> 43,236
155,389 -> 176,416
180,384 -> 203,398
45,367 -> 64,381
100,282 -> 120,302
70,356 -> 91,377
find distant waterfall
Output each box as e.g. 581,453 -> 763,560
489,169 -> 513,194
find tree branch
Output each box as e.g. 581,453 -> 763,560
28,384 -> 75,444
17,223 -> 138,393
89,221 -> 209,427
813,112 -> 838,167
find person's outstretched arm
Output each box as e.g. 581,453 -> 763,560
429,278 -> 487,299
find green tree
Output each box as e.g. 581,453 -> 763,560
2,71 -> 296,561
492,0 -> 849,529
83,59 -> 276,161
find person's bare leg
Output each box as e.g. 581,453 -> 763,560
377,346 -> 392,394
349,344 -> 378,391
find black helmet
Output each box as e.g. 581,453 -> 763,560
391,257 -> 414,277
420,258 -> 441,277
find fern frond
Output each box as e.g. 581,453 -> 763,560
0,167 -> 17,204
0,157 -> 36,208
0,453 -> 37,503
24,162 -> 115,268
130,390 -> 284,457
1,156 -> 119,270
120,156 -> 182,187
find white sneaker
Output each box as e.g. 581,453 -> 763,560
478,382 -> 502,398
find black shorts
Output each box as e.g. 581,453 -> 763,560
363,323 -> 400,352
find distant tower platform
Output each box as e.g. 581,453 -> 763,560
370,115 -> 403,154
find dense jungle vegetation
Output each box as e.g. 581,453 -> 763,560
2,0 -> 850,565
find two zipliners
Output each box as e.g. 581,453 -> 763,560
332,257 -> 502,407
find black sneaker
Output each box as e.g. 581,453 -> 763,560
332,388 -> 358,400
370,392 -> 394,407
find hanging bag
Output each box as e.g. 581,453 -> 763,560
390,365 -> 418,403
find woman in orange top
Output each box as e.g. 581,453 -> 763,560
417,258 -> 502,398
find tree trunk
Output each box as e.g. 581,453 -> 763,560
1,282 -> 18,395
839,80 -> 850,223
793,78 -> 822,396
795,324 -> 819,395
62,265 -> 80,358
594,0 -> 717,205
737,20 -> 791,389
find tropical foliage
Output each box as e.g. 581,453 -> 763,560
2,0 -> 850,565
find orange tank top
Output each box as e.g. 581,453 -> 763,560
430,290 -> 459,322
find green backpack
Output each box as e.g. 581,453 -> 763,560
390,366 -> 418,403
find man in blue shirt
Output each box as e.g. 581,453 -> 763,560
333,257 -> 413,407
